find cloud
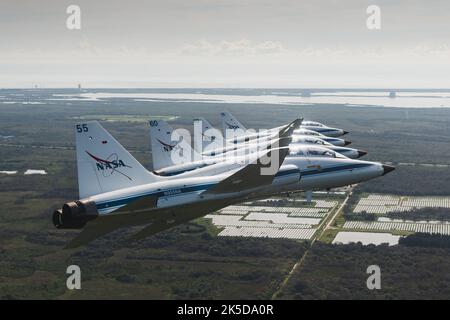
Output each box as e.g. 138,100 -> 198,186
180,39 -> 288,57
78,39 -> 101,56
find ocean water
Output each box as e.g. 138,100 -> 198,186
55,90 -> 450,108
1,88 -> 450,108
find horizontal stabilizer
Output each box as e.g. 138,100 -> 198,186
128,199 -> 231,241
65,198 -> 233,248
64,212 -> 146,249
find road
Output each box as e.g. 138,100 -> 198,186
271,189 -> 353,299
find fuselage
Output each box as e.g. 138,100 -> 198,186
301,121 -> 347,137
293,129 -> 348,146
205,134 -> 343,156
223,126 -> 348,147
156,145 -> 345,176
89,165 -> 300,215
92,155 -> 386,216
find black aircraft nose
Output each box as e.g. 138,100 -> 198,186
357,150 -> 368,158
382,164 -> 396,176
344,140 -> 352,146
342,131 -> 349,136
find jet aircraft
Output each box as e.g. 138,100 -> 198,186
193,118 -> 364,159
221,111 -> 348,138
53,120 -> 394,248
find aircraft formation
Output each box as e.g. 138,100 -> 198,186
53,111 -> 394,248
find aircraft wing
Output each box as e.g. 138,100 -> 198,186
279,118 -> 303,140
65,197 -> 232,249
65,214 -> 136,249
128,199 -> 231,241
64,211 -> 154,249
203,118 -> 302,195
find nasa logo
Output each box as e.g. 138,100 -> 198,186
85,151 -> 132,180
202,133 -> 216,141
95,159 -> 127,171
226,122 -> 240,130
157,139 -> 180,152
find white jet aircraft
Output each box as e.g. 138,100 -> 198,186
150,119 -> 353,176
53,121 -> 394,248
149,119 -> 393,187
193,117 -> 365,159
220,111 -> 349,144
294,128 -> 350,146
301,120 -> 348,137
53,120 -> 299,247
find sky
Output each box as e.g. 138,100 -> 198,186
1,0 -> 450,88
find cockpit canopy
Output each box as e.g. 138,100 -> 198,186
289,146 -> 346,158
303,121 -> 326,127
296,129 -> 321,136
310,139 -> 326,145
297,137 -> 328,145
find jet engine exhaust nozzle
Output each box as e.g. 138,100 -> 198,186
52,200 -> 99,229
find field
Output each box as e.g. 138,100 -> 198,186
1,88 -> 450,299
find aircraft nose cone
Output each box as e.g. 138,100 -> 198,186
382,164 -> 396,176
342,131 -> 349,136
344,140 -> 352,146
357,150 -> 368,158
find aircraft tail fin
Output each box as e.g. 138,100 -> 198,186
193,117 -> 226,154
149,120 -> 199,171
203,118 -> 301,195
75,121 -> 159,199
220,111 -> 247,137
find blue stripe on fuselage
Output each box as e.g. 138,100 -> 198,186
301,163 -> 371,176
324,138 -> 341,142
96,183 -> 216,211
95,164 -> 371,212
96,168 -> 298,210
315,128 -> 339,134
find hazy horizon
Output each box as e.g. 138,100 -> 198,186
2,0 -> 450,88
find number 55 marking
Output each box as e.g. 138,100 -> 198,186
76,124 -> 89,133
